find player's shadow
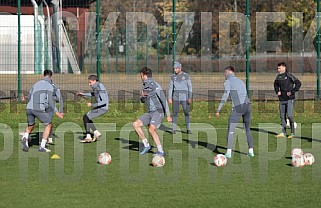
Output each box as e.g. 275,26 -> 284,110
158,124 -> 185,134
114,138 -> 149,153
248,127 -> 277,136
27,132 -> 42,147
182,139 -> 247,156
25,131 -> 60,147
158,124 -> 191,134
292,135 -> 321,143
250,127 -> 321,143
158,124 -> 172,133
76,132 -> 94,140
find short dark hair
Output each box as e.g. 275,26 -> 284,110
140,67 -> 152,77
43,70 -> 53,77
277,62 -> 286,67
225,66 -> 235,72
88,75 -> 98,81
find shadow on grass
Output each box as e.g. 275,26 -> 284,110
250,127 -> 321,143
249,127 -> 277,136
285,156 -> 293,167
158,124 -> 172,134
26,131 -> 61,146
75,132 -> 95,141
182,139 -> 247,156
114,138 -> 156,155
27,132 -> 42,147
114,137 -> 140,152
158,124 -> 190,134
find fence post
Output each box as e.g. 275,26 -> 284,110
172,0 -> 177,68
17,0 -> 21,101
245,0 -> 250,95
317,0 -> 320,99
96,0 -> 101,79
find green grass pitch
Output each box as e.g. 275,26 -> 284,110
0,100 -> 321,207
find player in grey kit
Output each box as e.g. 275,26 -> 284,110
168,61 -> 192,134
274,62 -> 301,138
216,66 -> 254,158
77,75 -> 108,143
21,70 -> 64,152
133,67 -> 172,156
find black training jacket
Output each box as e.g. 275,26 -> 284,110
274,72 -> 301,101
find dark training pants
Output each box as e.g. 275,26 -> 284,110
226,103 -> 254,150
83,108 -> 108,134
279,100 -> 295,134
172,100 -> 190,131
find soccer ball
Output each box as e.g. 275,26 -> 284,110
152,155 -> 165,167
286,119 -> 297,129
291,148 -> 304,158
214,154 -> 227,167
98,152 -> 112,165
292,155 -> 305,167
303,153 -> 315,165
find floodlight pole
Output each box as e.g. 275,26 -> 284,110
317,0 -> 320,99
245,0 -> 250,95
18,0 -> 21,101
96,0 -> 101,79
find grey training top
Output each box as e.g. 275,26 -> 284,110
217,74 -> 250,112
82,81 -> 108,111
26,77 -> 55,111
168,72 -> 192,101
141,78 -> 170,116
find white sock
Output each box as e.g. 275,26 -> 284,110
157,145 -> 164,153
23,132 -> 29,139
48,138 -> 53,143
40,139 -> 47,148
226,149 -> 232,155
86,134 -> 91,138
142,139 -> 149,147
94,130 -> 100,134
249,148 -> 254,154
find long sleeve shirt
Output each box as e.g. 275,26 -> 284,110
82,81 -> 109,110
26,77 -> 55,112
141,78 -> 170,116
217,74 -> 250,113
168,72 -> 192,101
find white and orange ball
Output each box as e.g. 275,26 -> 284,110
292,155 -> 305,167
214,154 -> 227,167
303,153 -> 315,165
291,148 -> 304,158
98,152 -> 112,165
152,155 -> 165,167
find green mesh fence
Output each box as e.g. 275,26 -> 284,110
0,0 -> 320,102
